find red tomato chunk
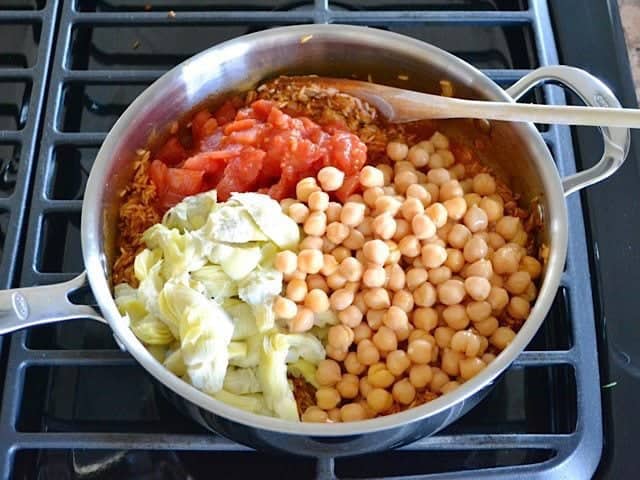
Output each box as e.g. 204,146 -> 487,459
148,100 -> 368,207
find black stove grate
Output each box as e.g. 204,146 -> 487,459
0,0 -> 604,478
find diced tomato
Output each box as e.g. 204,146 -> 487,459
182,151 -> 230,175
191,109 -> 212,144
267,107 -> 290,129
251,99 -> 274,120
156,136 -> 187,165
201,118 -> 218,138
149,159 -> 168,196
328,132 -> 367,175
214,100 -> 237,126
166,168 -> 204,196
216,147 -> 265,201
335,175 -> 360,203
450,140 -> 474,164
224,118 -> 257,135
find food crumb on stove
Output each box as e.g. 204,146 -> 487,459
167,10 -> 176,18
300,34 -> 313,44
132,40 -> 140,50
397,74 -> 409,81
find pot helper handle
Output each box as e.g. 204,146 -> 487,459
0,272 -> 104,335
506,65 -> 630,196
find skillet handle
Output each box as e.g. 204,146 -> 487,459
0,272 -> 104,335
505,65 -> 630,196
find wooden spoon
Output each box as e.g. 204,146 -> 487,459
313,77 -> 640,128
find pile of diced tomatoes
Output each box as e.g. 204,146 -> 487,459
148,99 -> 367,209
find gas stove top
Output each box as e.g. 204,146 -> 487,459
0,0 -> 638,478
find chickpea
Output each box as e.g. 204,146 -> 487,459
338,202 -> 364,228
290,307 -> 315,333
441,348 -> 462,376
421,244 -> 447,269
392,289 -> 414,313
359,166 -> 385,188
300,236 -> 323,251
447,224 -> 471,249
317,166 -> 345,191
463,205 -> 489,232
440,381 -> 460,394
406,184 -> 431,206
343,228 -> 365,250
505,271 -> 531,295
341,403 -> 367,422
275,250 -> 297,275
428,266 -> 451,285
298,249 -> 324,274
307,274 -> 329,293
386,350 -> 411,376
472,173 -> 497,195
434,326 -> 455,348
368,365 -> 395,389
366,309 -> 385,330
411,308 -> 436,332
408,339 -> 433,364
304,288 -> 330,313
316,387 -> 341,410
394,170 -> 418,194
398,235 -> 421,258
459,357 -> 487,380
296,177 -> 321,202
344,352 -> 366,375
357,339 -> 380,366
362,239 -> 390,265
401,197 -> 425,221
406,145 -> 429,168
490,326 -> 517,350
487,286 -> 509,312
367,388 -> 393,413
463,236 -> 488,263
493,245 -> 521,275
325,222 -> 348,245
479,197 -> 503,223
427,168 -> 450,186
464,259 -> 493,279
444,197 -> 467,221
464,276 -> 492,301
520,255 -> 542,279
378,164 -> 394,186
286,278 -> 307,302
362,265 -> 385,288
430,368 -> 450,393
336,374 -> 360,400
466,301 -> 492,322
338,305 -> 364,328
442,304 -> 470,330
445,248 -> 465,273
308,191 -> 329,212
409,364 -> 433,389
302,406 -> 329,423
437,279 -> 466,305
324,201 -> 341,223
330,288 -> 354,311
362,187 -> 383,209
411,214 -> 437,240
364,288 -> 391,310
440,180 -> 464,201
326,272 -> 348,290
288,202 -> 310,224
316,359 -> 342,386
406,268 -> 428,291
353,321 -> 372,343
413,282 -> 437,307
496,216 -> 521,241
274,296 -> 297,320
304,211 -> 327,236
482,353 -> 497,364
386,263 -> 406,291
359,377 -> 374,398
450,330 -> 481,357
508,295 -> 531,319
464,193 -> 482,208
424,183 -> 440,202
473,316 -> 499,336
328,324 -> 355,351
372,213 -> 397,240
387,141 -> 409,162
338,257 -> 363,283
429,152 -> 445,169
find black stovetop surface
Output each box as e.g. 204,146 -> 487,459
0,0 -> 639,479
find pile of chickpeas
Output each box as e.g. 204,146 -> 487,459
272,131 -> 543,423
